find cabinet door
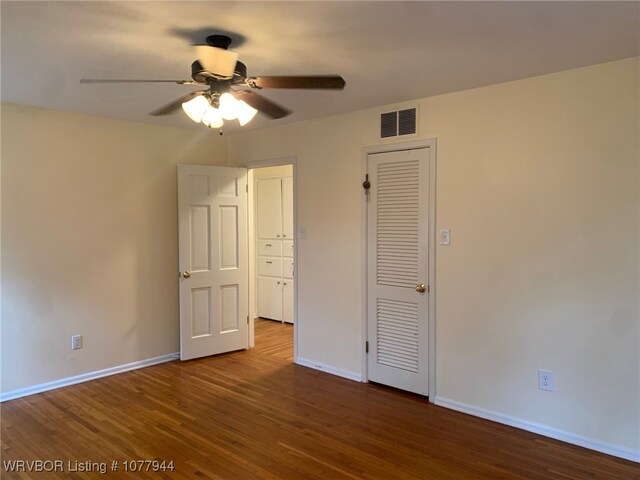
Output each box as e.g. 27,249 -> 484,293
284,259 -> 294,279
282,280 -> 294,324
258,277 -> 282,320
282,240 -> 293,258
282,177 -> 294,240
257,178 -> 283,239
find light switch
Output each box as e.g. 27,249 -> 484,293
298,225 -> 307,239
440,229 -> 451,246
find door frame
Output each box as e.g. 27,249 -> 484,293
244,156 -> 298,362
361,139 -> 437,400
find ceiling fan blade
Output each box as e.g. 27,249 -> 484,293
150,90 -> 209,116
248,75 -> 346,90
232,90 -> 291,119
80,79 -> 199,85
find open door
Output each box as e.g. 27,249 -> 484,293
178,165 -> 249,360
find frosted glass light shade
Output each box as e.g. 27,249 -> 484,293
236,100 -> 258,126
181,95 -> 210,123
201,106 -> 223,128
195,46 -> 239,78
218,92 -> 239,120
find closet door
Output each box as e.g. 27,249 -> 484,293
257,178 -> 283,239
282,177 -> 294,240
366,148 -> 430,395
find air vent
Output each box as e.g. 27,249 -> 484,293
380,112 -> 397,138
380,107 -> 417,138
399,108 -> 417,135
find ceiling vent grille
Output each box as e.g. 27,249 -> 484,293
380,107 -> 417,138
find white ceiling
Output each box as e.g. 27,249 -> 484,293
2,1 -> 638,133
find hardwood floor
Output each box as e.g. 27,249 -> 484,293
2,320 -> 637,479
252,318 -> 294,362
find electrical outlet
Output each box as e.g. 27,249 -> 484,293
71,335 -> 83,350
538,369 -> 554,391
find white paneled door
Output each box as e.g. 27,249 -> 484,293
367,148 -> 430,395
178,165 -> 249,360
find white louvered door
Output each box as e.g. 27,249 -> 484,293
367,148 -> 430,395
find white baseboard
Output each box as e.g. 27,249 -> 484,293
1,352 -> 180,402
434,396 -> 639,463
295,357 -> 363,382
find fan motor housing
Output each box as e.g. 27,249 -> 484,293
191,61 -> 216,84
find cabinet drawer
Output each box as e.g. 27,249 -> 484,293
283,240 -> 294,258
258,257 -> 282,277
284,260 -> 295,279
258,240 -> 282,256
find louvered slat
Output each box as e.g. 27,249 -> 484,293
376,298 -> 418,372
376,159 -> 419,287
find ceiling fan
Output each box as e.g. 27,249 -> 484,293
80,35 -> 346,129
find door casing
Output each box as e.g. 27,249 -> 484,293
361,139 -> 437,399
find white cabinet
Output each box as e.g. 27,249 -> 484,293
258,240 -> 282,257
284,259 -> 294,279
257,178 -> 283,239
283,240 -> 294,258
282,177 -> 293,239
257,257 -> 282,277
258,277 -> 282,321
256,175 -> 294,323
282,280 -> 294,324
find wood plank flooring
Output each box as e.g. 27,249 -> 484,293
252,318 -> 294,362
1,319 -> 637,479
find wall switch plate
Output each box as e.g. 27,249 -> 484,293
298,225 -> 307,239
440,229 -> 451,246
538,369 -> 554,391
71,335 -> 82,350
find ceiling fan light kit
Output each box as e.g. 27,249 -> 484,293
181,95 -> 210,122
202,106 -> 223,128
219,92 -> 241,120
236,99 -> 259,126
81,34 -> 346,130
182,92 -> 258,129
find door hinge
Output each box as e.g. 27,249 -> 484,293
246,184 -> 248,193
247,315 -> 249,324
365,341 -> 369,353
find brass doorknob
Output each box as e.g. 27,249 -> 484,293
416,284 -> 427,293
182,271 -> 191,279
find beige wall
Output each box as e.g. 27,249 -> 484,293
1,104 -> 227,392
227,58 -> 640,453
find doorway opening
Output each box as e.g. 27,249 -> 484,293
248,163 -> 296,363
